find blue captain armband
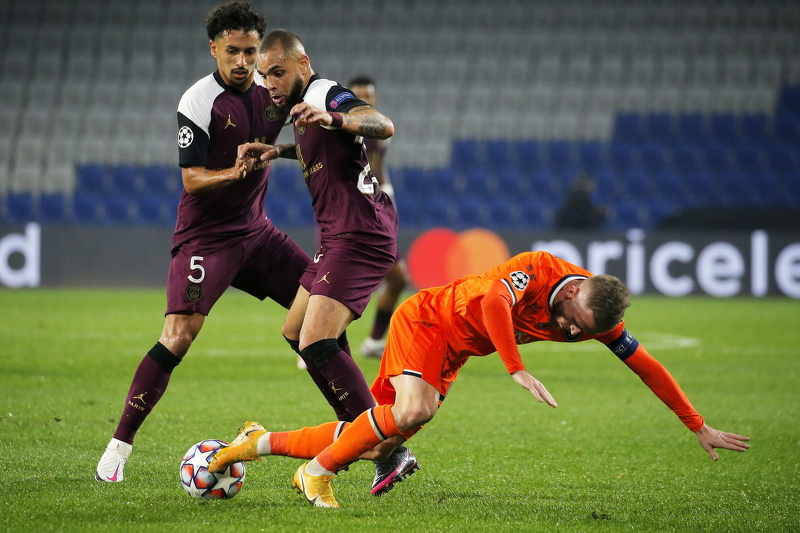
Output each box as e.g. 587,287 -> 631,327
606,329 -> 640,361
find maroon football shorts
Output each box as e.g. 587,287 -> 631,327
166,223 -> 310,315
300,233 -> 396,318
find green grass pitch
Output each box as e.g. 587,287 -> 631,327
0,288 -> 798,532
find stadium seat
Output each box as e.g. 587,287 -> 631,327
456,197 -> 487,228
423,198 -> 458,228
576,141 -> 603,173
394,197 -> 422,227
137,196 -> 175,225
545,140 -> 572,170
264,197 -> 296,226
6,192 -> 35,222
676,114 -> 707,144
613,113 -> 644,144
513,141 -> 539,174
517,199 -> 554,229
39,193 -> 66,224
109,165 -> 140,197
709,114 -> 740,145
76,164 -> 108,195
484,139 -> 516,172
430,168 -> 459,198
608,143 -> 634,173
645,113 -> 673,143
451,139 -> 480,172
71,194 -> 103,224
398,167 -> 428,199
607,200 -> 645,230
488,198 -> 521,228
142,164 -> 174,196
685,168 -> 718,205
104,196 -> 135,224
740,113 -> 770,145
462,168 -> 496,199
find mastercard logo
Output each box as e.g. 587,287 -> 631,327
406,228 -> 511,289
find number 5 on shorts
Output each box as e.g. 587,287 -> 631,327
188,256 -> 205,283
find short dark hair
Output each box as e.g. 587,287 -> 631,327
206,1 -> 267,41
584,275 -> 631,333
260,28 -> 305,56
348,75 -> 375,88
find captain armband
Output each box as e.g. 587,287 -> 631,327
605,329 -> 640,361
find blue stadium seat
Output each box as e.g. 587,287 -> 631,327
104,196 -> 135,224
394,197 -> 422,227
514,141 -> 539,173
71,194 -> 103,224
142,165 -> 174,196
517,199 -> 554,229
740,113 -> 770,145
766,145 -> 798,176
671,144 -> 701,176
462,168 -> 495,199
488,198 -> 521,228
645,113 -> 673,143
685,168 -> 717,205
398,167 -> 428,198
592,165 -> 618,200
652,167 -> 686,201
619,165 -> 653,199
647,200 -> 679,228
703,144 -> 732,174
781,171 -> 800,206
484,140 -> 514,171
456,197 -> 487,228
613,113 -> 643,143
137,196 -> 175,225
709,114 -> 739,145
609,142 -> 634,172
76,164 -> 108,194
576,141 -> 603,172
430,167 -> 459,197
264,197 -> 295,226
109,165 -> 140,197
6,192 -> 35,222
607,200 -> 645,230
546,140 -> 572,169
451,139 -> 480,172
423,198 -> 458,228
528,167 -> 557,202
733,145 -> 765,175
639,144 -> 667,177
774,116 -> 800,144
268,166 -> 305,198
39,193 -> 66,223
495,169 -> 527,198
676,114 -> 707,144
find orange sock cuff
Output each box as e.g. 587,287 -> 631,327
270,421 -> 346,459
317,405 -> 401,472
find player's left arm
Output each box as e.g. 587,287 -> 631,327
291,102 -> 394,140
601,329 -> 750,460
481,279 -> 557,408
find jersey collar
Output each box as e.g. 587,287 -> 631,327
213,70 -> 256,96
547,274 -> 588,309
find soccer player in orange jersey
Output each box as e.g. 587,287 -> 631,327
210,251 -> 750,508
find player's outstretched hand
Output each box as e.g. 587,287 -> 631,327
237,142 -> 281,162
694,424 -> 750,461
290,102 -> 332,128
512,370 -> 557,408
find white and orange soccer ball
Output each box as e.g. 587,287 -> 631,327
180,439 -> 246,499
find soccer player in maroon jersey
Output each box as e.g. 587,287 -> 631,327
95,2 -> 307,483
236,29 -> 418,497
347,76 -> 413,360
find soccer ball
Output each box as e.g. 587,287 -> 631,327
180,439 -> 246,499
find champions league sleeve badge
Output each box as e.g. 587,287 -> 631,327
509,271 -> 529,291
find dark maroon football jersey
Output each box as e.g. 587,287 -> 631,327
174,71 -> 287,247
292,75 -> 397,243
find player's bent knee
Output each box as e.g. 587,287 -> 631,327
392,405 -> 435,433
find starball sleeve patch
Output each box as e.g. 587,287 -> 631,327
509,271 -> 530,291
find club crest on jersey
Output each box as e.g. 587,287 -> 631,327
297,125 -> 306,136
186,284 -> 202,302
265,105 -> 280,122
329,91 -> 355,109
177,126 -> 193,148
509,271 -> 529,291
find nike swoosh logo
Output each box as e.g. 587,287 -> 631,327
107,465 -> 120,482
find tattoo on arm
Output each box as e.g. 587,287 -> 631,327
344,106 -> 390,139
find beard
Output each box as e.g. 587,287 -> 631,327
276,75 -> 306,115
549,300 -> 566,328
